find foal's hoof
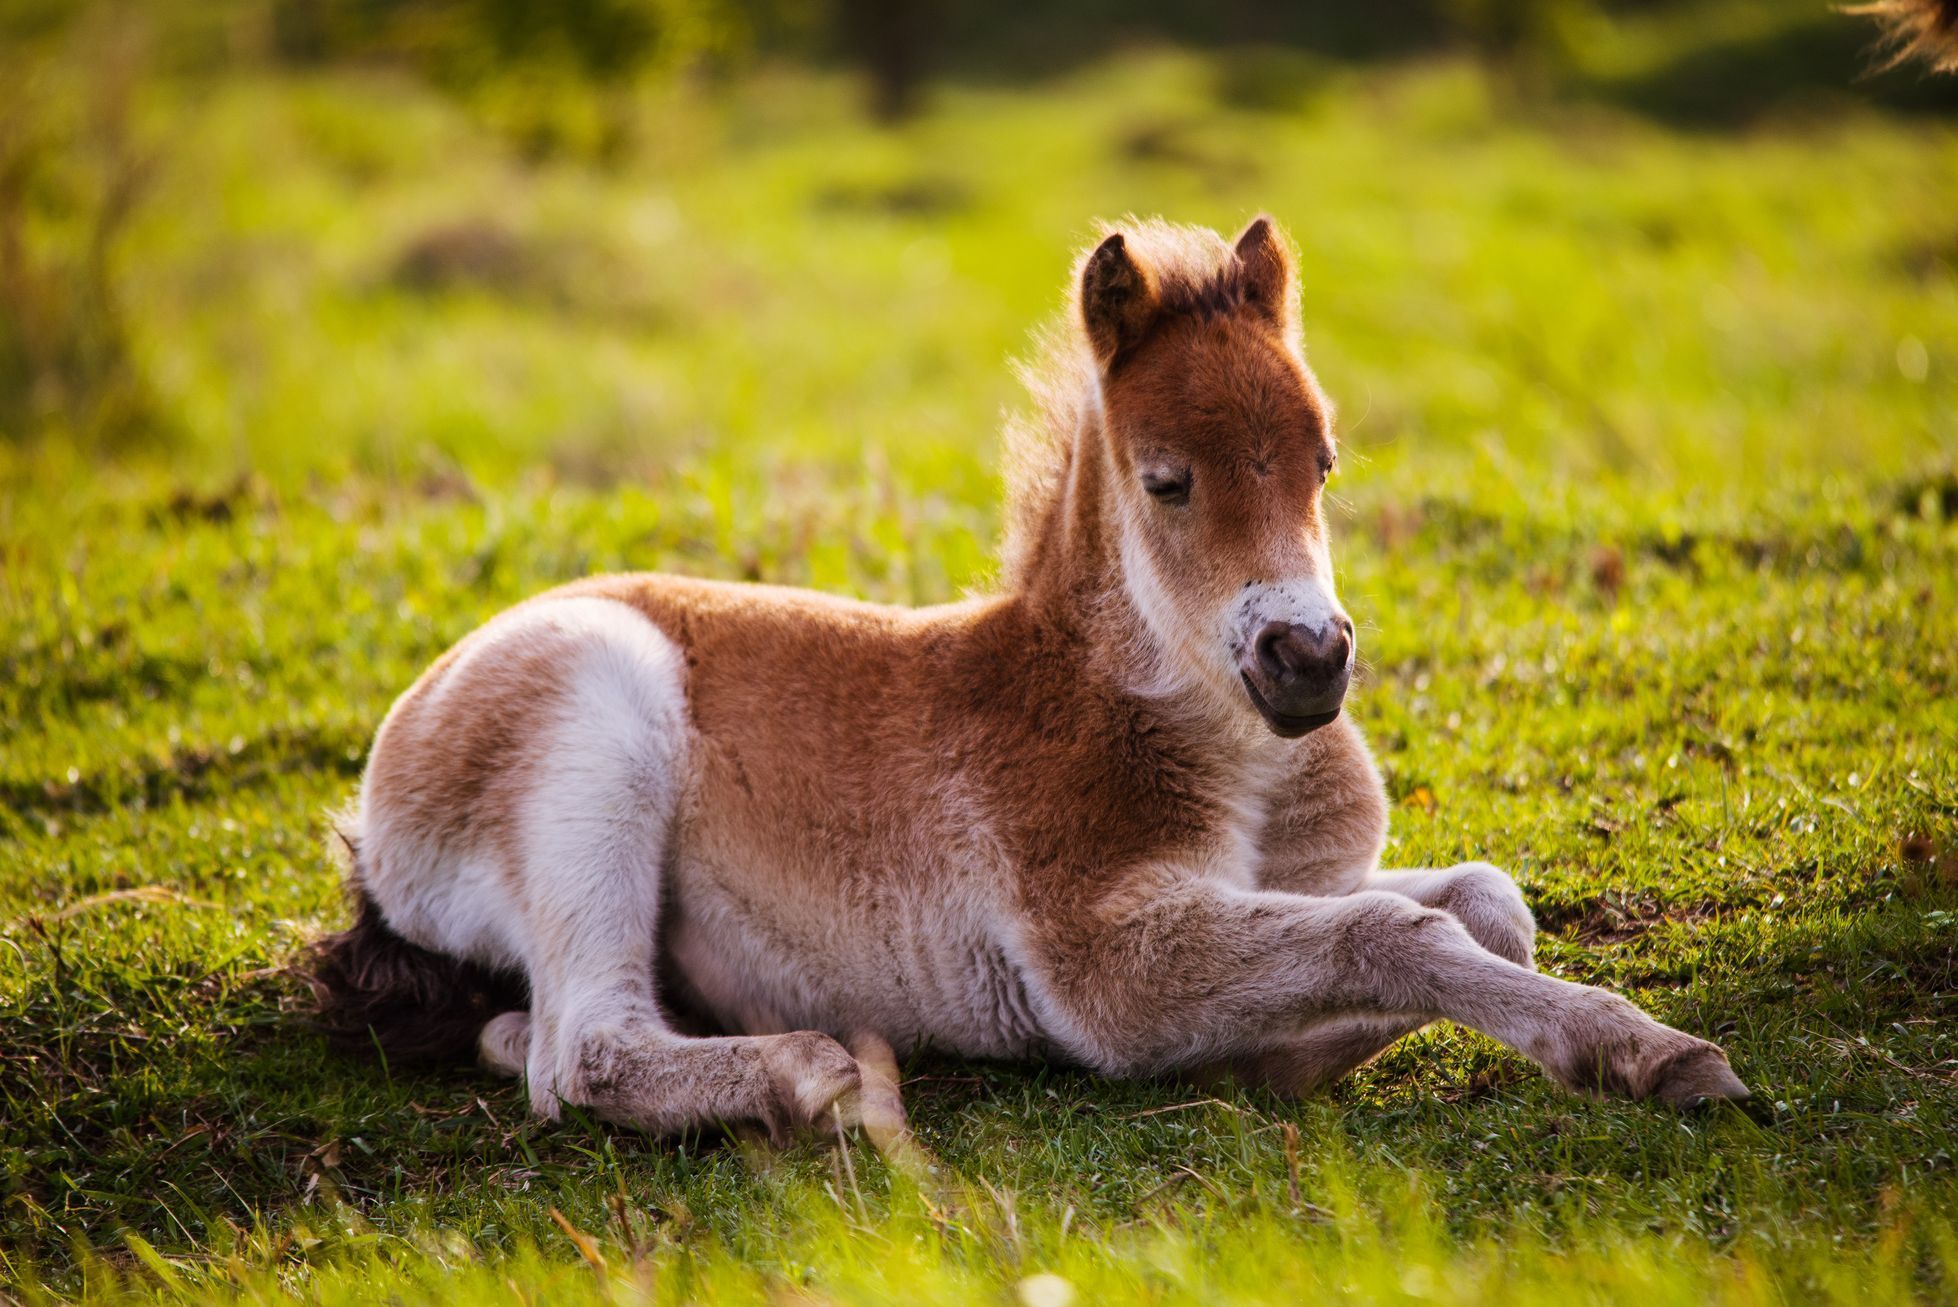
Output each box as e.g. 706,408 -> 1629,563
759,1031 -> 864,1145
1651,1043 -> 1750,1110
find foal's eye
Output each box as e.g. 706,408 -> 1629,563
1141,468 -> 1191,506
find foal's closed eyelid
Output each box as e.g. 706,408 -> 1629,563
1141,468 -> 1192,506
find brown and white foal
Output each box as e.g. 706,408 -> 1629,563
310,217 -> 1748,1143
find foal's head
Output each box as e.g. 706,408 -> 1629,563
1080,217 -> 1352,738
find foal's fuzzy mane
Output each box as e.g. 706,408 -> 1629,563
999,218 -> 1274,588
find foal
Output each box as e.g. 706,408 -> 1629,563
310,217 -> 1748,1141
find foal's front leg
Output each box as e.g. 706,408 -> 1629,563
1213,862 -> 1537,1095
1037,878 -> 1747,1107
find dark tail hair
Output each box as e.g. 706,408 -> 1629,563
300,828 -> 527,1067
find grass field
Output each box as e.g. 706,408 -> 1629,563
3,3 -> 1957,1301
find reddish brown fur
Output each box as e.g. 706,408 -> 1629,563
359,633 -> 569,875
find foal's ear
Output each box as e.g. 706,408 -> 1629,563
1080,232 -> 1160,369
1233,215 -> 1296,333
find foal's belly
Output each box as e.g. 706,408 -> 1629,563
661,846 -> 1053,1060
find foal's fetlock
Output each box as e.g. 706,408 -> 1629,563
479,1010 -> 530,1078
758,1031 -> 863,1139
1645,1040 -> 1750,1109
1545,1001 -> 1748,1108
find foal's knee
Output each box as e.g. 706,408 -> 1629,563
1322,889 -> 1472,1007
1435,862 -> 1535,968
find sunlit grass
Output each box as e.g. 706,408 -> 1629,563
1,12 -> 1955,1303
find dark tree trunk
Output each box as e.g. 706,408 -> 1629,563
839,0 -> 934,121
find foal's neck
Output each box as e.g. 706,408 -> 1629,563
1003,423 -> 1279,766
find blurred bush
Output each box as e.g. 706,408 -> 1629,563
0,0 -> 1948,453
0,12 -> 155,447
267,0 -> 757,160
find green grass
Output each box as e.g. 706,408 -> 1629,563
3,6 -> 1957,1302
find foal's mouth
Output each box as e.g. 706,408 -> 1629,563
1240,672 -> 1342,739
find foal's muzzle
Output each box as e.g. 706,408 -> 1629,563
1239,618 -> 1353,738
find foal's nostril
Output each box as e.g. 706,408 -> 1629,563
1244,617 -> 1352,732
1253,621 -> 1305,680
1253,620 -> 1349,686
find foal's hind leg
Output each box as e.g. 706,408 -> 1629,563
1208,862 -> 1538,1095
500,600 -> 859,1140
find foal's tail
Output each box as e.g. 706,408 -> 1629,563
299,819 -> 526,1067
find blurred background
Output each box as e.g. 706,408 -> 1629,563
0,0 -> 1953,588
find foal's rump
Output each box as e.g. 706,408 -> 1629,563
313,580 -> 884,1134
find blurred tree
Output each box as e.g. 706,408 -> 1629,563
1438,0 -> 1590,93
836,0 -> 933,120
267,0 -> 742,84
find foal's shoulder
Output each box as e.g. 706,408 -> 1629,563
1253,716 -> 1389,881
1273,716 -> 1387,811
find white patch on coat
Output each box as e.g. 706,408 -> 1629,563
1222,577 -> 1346,662
1114,507 -> 1208,699
357,595 -> 694,1113
510,600 -> 692,1104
